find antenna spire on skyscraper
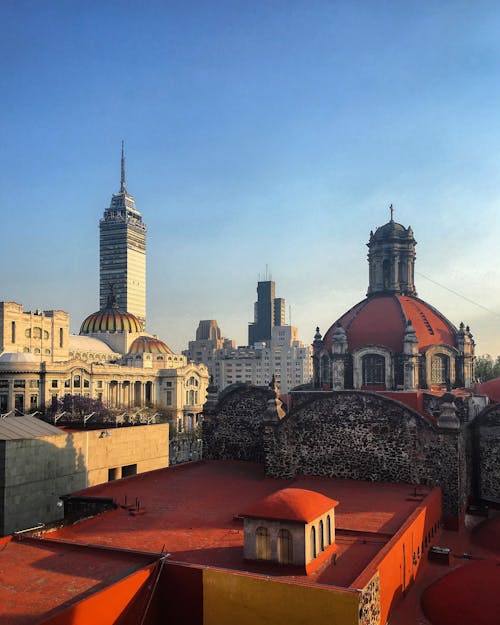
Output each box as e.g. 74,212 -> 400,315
120,140 -> 126,194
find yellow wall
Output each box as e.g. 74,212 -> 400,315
203,568 -> 359,625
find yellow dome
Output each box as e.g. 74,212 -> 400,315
80,307 -> 142,334
128,336 -> 173,354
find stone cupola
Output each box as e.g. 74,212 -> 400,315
367,206 -> 417,297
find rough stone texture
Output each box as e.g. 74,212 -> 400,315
359,572 -> 381,625
265,392 -> 466,518
202,384 -> 273,463
204,386 -> 471,519
475,404 -> 500,504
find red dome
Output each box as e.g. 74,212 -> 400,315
324,294 -> 457,353
128,336 -> 173,355
241,488 -> 338,523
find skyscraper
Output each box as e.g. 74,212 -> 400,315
248,280 -> 285,345
99,143 -> 147,328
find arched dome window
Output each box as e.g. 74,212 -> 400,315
362,354 -> 385,386
278,529 -> 293,564
431,353 -> 449,384
256,527 -> 270,560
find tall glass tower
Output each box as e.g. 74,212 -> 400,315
99,143 -> 147,328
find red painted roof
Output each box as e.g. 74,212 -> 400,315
422,560 -> 500,625
473,377 -> 500,403
324,294 -> 457,353
472,516 -> 500,553
47,461 -> 435,588
241,488 -> 338,523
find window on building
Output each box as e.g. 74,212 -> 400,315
319,519 -> 325,552
29,380 -> 40,388
311,526 -> 317,559
43,331 -> 49,339
64,379 -> 71,388
51,380 -> 58,389
277,529 -> 293,564
11,321 -> 16,343
108,468 -> 118,481
0,394 -> 8,412
362,354 -> 385,385
73,375 -> 81,388
166,390 -> 172,405
97,380 -> 103,388
59,328 -> 64,348
431,354 -> 449,385
122,464 -> 137,478
25,329 -> 31,338
327,515 -> 332,545
83,379 -> 90,388
30,395 -> 38,409
256,527 -> 270,560
14,379 -> 25,389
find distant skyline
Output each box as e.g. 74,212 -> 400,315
2,1 -> 500,354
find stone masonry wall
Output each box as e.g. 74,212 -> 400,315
202,385 -> 272,463
476,404 -> 500,504
265,392 -> 467,517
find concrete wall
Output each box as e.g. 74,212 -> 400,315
1,424 -> 168,535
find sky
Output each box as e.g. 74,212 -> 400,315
2,1 -> 500,354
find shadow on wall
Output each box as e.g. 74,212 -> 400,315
1,434 -> 87,536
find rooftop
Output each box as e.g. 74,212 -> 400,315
46,460 -> 435,588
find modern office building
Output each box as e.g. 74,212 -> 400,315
99,143 -> 147,328
248,280 -> 286,345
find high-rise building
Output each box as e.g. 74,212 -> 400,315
248,280 -> 285,345
99,143 -> 147,328
183,320 -> 235,377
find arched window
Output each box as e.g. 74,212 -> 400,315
362,354 -> 385,385
319,519 -> 325,552
256,527 -> 270,560
431,354 -> 449,385
278,529 -> 293,564
311,526 -> 317,560
383,258 -> 391,289
321,355 -> 330,386
25,329 -> 31,338
326,515 -> 332,545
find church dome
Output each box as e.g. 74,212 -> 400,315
128,336 -> 173,355
80,308 -> 142,334
371,220 -> 409,240
323,294 -> 457,354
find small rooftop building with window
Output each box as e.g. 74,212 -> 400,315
312,211 -> 475,392
241,487 -> 339,574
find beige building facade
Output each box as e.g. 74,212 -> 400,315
0,301 -> 208,430
0,416 -> 169,535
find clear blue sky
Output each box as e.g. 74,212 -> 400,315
2,1 -> 500,354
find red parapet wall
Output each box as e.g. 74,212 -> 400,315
352,488 -> 442,625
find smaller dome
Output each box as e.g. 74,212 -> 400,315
128,336 -> 173,355
0,352 -> 39,364
241,488 -> 338,523
372,220 -> 410,241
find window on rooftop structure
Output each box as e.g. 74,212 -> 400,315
256,527 -> 270,560
311,526 -> 317,559
362,354 -> 385,385
278,529 -> 293,565
319,519 -> 325,552
11,321 -> 16,343
59,328 -> 64,348
327,515 -> 332,545
431,354 -> 449,384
